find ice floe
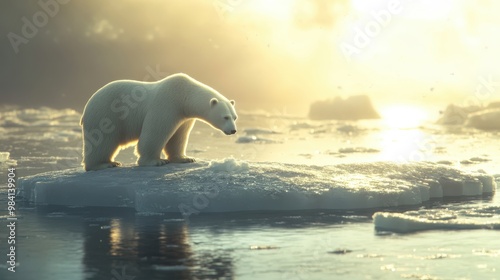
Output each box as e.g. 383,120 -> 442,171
18,159 -> 496,213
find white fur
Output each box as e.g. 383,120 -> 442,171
80,73 -> 237,171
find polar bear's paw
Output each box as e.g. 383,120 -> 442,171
86,161 -> 121,171
169,156 -> 196,163
137,158 -> 169,167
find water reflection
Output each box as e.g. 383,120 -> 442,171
378,129 -> 434,162
79,211 -> 361,279
82,215 -> 201,279
5,208 -> 375,280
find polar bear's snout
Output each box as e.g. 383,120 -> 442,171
222,126 -> 237,135
223,120 -> 237,135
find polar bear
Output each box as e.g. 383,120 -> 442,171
80,73 -> 238,171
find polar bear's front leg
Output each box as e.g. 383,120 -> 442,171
136,118 -> 177,167
164,119 -> 196,163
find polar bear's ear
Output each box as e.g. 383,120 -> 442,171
230,100 -> 235,106
210,98 -> 218,107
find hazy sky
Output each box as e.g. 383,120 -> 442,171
2,0 -> 499,115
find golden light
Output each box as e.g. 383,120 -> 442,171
351,0 -> 454,20
403,0 -> 455,20
380,105 -> 429,129
244,0 -> 294,21
109,219 -> 122,256
351,0 -> 392,14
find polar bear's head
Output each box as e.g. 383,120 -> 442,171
207,98 -> 238,135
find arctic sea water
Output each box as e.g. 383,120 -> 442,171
0,106 -> 498,280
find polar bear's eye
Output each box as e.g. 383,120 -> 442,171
224,116 -> 230,120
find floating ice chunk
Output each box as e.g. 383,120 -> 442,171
152,265 -> 189,271
0,152 -> 17,166
249,245 -> 279,250
241,127 -> 281,140
469,157 -> 490,162
338,147 -> 379,154
373,207 -> 500,233
289,122 -> 316,131
336,124 -> 360,133
436,160 -> 453,165
236,135 -> 258,143
244,128 -> 280,135
0,152 -> 10,162
235,135 -> 278,144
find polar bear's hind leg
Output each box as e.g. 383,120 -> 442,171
82,135 -> 122,171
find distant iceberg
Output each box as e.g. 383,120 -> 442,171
18,159 -> 496,213
437,101 -> 500,130
466,109 -> 500,130
308,95 -> 380,120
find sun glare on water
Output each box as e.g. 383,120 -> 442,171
381,105 -> 429,129
379,105 -> 433,162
